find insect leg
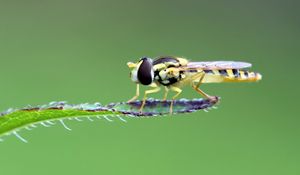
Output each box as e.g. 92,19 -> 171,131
139,83 -> 161,113
169,86 -> 183,114
128,84 -> 140,103
192,71 -> 211,98
163,86 -> 169,101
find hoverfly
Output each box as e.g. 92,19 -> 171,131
127,56 -> 262,113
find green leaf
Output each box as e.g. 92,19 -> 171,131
0,97 -> 219,142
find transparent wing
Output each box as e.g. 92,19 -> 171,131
187,61 -> 252,70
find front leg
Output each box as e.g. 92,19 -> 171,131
128,84 -> 140,103
139,83 -> 161,113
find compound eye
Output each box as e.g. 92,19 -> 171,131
137,58 -> 153,85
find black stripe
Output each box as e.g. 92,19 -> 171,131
154,71 -> 161,80
244,71 -> 249,78
179,71 -> 183,79
219,69 -> 228,76
188,69 -> 198,73
204,70 -> 213,74
232,69 -> 239,78
159,77 -> 178,86
167,65 -> 176,68
153,57 -> 179,65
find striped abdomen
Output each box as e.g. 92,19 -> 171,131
201,69 -> 262,83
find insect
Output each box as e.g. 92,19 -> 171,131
127,56 -> 262,113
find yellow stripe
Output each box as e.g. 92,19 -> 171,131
153,63 -> 166,70
226,69 -> 234,78
212,70 -> 220,75
249,72 -> 255,78
239,71 -> 246,79
215,70 -> 262,83
256,73 -> 262,80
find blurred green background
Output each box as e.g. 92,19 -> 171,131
0,0 -> 299,174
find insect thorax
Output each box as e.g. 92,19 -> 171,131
152,57 -> 187,86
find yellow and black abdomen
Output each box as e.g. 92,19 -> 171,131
202,69 -> 262,83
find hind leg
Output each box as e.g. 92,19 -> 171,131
192,71 -> 211,98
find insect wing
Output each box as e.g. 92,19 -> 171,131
187,61 -> 252,70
